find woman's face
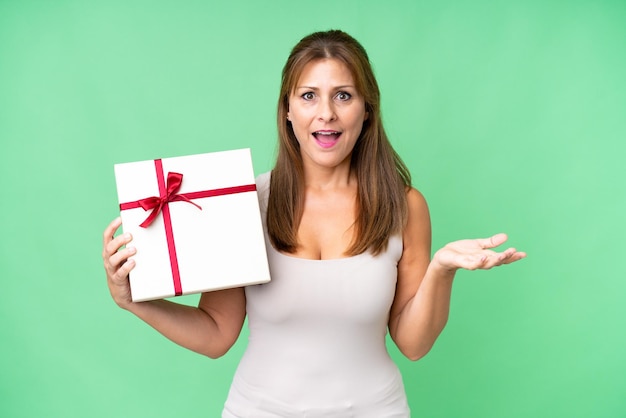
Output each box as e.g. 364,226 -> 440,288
287,58 -> 368,174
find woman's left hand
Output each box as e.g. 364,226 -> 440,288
432,233 -> 526,272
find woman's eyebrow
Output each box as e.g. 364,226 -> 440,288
295,85 -> 355,90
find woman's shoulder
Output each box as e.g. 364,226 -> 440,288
406,186 -> 428,212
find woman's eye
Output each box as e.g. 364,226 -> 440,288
302,92 -> 315,100
336,91 -> 352,101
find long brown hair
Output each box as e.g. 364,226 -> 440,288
267,29 -> 411,256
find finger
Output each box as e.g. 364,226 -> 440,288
499,247 -> 517,260
484,248 -> 523,268
477,233 -> 508,250
107,246 -> 136,271
462,248 -> 526,270
502,251 -> 527,265
104,232 -> 133,261
110,258 -> 135,284
102,217 -> 123,248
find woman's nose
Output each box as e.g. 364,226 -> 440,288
317,98 -> 337,122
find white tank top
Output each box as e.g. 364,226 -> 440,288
223,172 -> 410,417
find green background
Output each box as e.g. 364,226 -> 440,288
1,0 -> 624,417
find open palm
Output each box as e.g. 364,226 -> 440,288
433,233 -> 526,271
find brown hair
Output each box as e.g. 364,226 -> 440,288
267,29 -> 411,256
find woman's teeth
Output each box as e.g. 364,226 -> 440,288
313,131 -> 340,140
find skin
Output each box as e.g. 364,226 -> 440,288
104,217 -> 246,358
286,58 -> 367,259
103,58 -> 526,361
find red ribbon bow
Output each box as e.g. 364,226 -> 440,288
137,172 -> 202,228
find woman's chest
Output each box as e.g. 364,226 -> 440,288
295,187 -> 357,260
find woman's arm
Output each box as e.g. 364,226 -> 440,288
388,189 -> 526,361
103,217 -> 246,359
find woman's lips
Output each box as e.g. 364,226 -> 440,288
312,131 -> 341,148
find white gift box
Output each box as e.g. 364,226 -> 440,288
114,148 -> 270,302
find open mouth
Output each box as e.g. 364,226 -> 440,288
312,130 -> 341,148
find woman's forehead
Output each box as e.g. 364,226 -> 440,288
296,59 -> 354,85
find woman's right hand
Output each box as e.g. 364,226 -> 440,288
102,217 -> 136,309
101,217 -> 247,358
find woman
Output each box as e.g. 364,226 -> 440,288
103,30 -> 525,417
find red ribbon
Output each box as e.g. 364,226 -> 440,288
119,158 -> 257,296
133,171 -> 202,228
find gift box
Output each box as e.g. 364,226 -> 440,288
114,148 -> 270,302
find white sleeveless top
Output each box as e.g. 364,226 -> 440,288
223,172 -> 410,418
